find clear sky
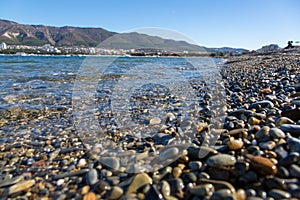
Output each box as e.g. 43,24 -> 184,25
1,0 -> 299,50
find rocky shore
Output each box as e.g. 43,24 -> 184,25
0,52 -> 300,199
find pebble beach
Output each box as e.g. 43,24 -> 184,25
0,51 -> 300,200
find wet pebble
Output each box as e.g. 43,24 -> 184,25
207,154 -> 236,168
127,173 -> 152,194
159,147 -> 179,161
86,169 -> 98,185
227,138 -> 244,150
188,161 -> 202,170
269,128 -> 286,139
268,189 -> 291,199
211,189 -> 233,200
100,157 -> 120,170
189,184 -> 215,197
7,179 -> 35,195
108,186 -> 123,200
259,141 -> 276,150
246,154 -> 277,175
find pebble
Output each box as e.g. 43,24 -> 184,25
150,117 -> 162,125
189,184 -> 215,197
168,178 -> 184,194
172,167 -> 182,178
159,147 -> 179,161
53,169 -> 89,180
100,157 -> 120,170
289,164 -> 300,178
279,124 -> 300,136
7,179 -> 35,195
86,169 -> 98,185
245,154 -> 277,175
108,186 -> 124,200
78,158 -> 87,167
227,138 -> 244,150
276,117 -> 295,126
188,161 -> 202,170
268,189 -> 291,199
160,180 -> 171,197
287,136 -> 300,153
83,192 -> 97,200
259,141 -> 276,150
255,126 -> 269,140
207,154 -> 236,168
211,189 -> 233,200
0,175 -> 24,188
127,173 -> 152,194
269,128 -> 286,139
56,179 -> 65,186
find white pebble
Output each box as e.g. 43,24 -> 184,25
78,158 -> 87,167
252,139 -> 257,146
57,179 -> 64,186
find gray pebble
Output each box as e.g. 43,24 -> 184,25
268,189 -> 291,199
289,164 -> 300,178
188,161 -> 202,170
269,128 -> 286,139
159,147 -> 179,161
100,157 -> 120,170
207,154 -> 236,168
86,169 -> 98,185
259,141 -> 276,150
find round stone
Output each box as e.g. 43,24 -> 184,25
227,138 -> 244,150
159,147 -> 179,161
108,186 -> 123,200
259,141 -> 276,150
150,117 -> 161,125
190,184 -> 215,197
269,128 -> 286,139
86,169 -> 98,185
172,167 -> 182,178
207,154 -> 236,168
100,157 -> 120,170
188,161 -> 202,170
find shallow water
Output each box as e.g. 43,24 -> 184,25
0,55 -> 222,135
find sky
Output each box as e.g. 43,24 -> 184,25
1,0 -> 299,50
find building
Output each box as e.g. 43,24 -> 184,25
0,42 -> 7,50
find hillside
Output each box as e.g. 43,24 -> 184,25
0,19 -> 247,53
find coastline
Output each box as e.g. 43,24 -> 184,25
0,52 -> 299,199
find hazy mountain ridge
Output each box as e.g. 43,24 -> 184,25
0,19 -> 247,53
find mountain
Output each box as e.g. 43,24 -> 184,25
0,19 -> 116,47
0,19 -> 247,53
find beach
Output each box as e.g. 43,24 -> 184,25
0,51 -> 300,199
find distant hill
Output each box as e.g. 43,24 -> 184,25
0,19 -> 247,53
208,47 -> 248,54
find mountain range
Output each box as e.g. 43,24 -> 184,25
0,19 -> 247,53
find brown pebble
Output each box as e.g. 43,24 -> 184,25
83,192 -> 97,200
245,154 -> 277,175
81,185 -> 90,195
227,138 -> 244,150
173,167 -> 182,178
7,179 -> 35,195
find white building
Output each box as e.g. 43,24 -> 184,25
0,42 -> 7,50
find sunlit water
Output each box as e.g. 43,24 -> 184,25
0,55 -> 223,135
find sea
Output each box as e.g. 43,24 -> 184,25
0,55 -> 224,135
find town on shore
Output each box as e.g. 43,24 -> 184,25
1,41 -> 299,57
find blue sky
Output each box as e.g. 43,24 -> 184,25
1,0 -> 299,50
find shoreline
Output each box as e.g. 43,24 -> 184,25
0,52 -> 299,199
